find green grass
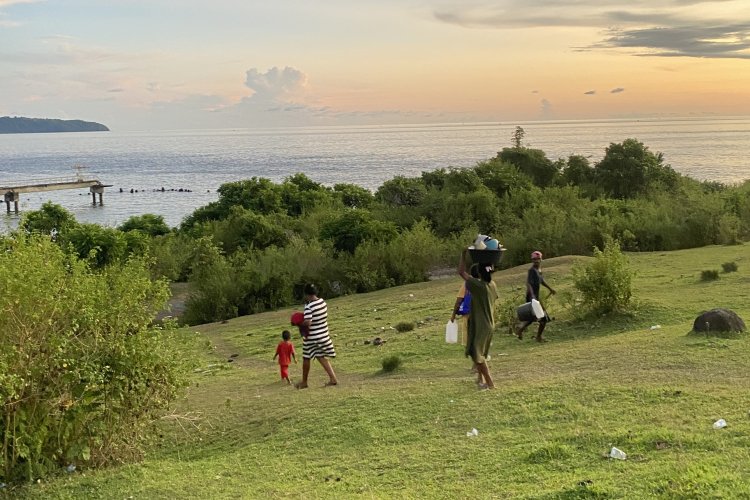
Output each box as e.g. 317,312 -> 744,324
15,244 -> 750,499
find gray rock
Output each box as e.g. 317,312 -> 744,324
693,309 -> 746,334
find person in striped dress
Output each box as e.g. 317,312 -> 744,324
295,283 -> 338,389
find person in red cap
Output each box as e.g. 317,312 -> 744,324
273,330 -> 297,384
516,250 -> 556,342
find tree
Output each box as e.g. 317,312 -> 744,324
333,183 -> 374,208
19,201 -> 77,236
594,139 -> 677,199
320,209 -> 398,253
497,147 -> 560,188
512,126 -> 525,148
375,176 -> 427,207
119,214 -> 171,236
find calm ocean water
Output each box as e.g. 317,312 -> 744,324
2,117 -> 749,229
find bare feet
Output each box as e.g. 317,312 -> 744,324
295,382 -> 308,389
324,380 -> 338,387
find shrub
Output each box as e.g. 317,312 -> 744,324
381,355 -> 402,372
572,238 -> 634,314
0,234 -> 191,483
394,321 -> 415,332
721,261 -> 738,273
700,269 -> 720,281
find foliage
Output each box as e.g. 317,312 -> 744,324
333,183 -> 374,209
182,238 -> 241,325
19,201 -> 78,236
394,322 -> 415,332
62,223 -> 129,268
375,176 -> 427,207
594,139 -> 679,198
721,261 -> 738,273
511,126 -> 525,148
572,238 -> 634,314
320,209 -> 398,253
381,355 -> 402,372
119,214 -> 171,236
700,269 -> 720,281
0,234 -> 191,484
497,147 -> 559,188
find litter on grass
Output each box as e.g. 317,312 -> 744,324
609,447 -> 627,460
466,428 -> 479,437
713,418 -> 727,429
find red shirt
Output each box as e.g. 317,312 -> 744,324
275,341 -> 295,366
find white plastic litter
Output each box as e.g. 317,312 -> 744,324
466,428 -> 479,437
445,321 -> 458,344
609,447 -> 627,460
650,325 -> 662,330
713,418 -> 727,429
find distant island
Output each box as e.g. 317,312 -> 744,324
0,116 -> 109,134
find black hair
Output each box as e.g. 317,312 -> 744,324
469,263 -> 480,279
303,283 -> 318,296
478,265 -> 494,283
282,330 -> 291,341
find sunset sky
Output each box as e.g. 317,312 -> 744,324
1,0 -> 749,130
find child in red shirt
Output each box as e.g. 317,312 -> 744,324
273,330 -> 297,384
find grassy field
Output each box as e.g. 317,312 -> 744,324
16,244 -> 750,499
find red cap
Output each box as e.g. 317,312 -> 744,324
531,251 -> 543,260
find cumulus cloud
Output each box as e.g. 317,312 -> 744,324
244,66 -> 307,102
433,0 -> 750,59
610,87 -> 625,93
584,90 -> 596,95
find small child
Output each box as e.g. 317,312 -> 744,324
273,330 -> 297,384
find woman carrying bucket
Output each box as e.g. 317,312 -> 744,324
516,251 -> 556,342
458,248 -> 498,390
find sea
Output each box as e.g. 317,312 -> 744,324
2,116 -> 749,230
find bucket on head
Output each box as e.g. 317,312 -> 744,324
517,299 -> 545,322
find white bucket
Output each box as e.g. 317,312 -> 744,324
445,321 -> 458,344
530,299 -> 545,319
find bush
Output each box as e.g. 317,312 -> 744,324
0,234 -> 191,483
721,262 -> 738,273
572,238 -> 634,314
381,355 -> 402,372
394,321 -> 415,332
700,269 -> 720,281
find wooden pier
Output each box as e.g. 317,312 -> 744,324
1,173 -> 111,214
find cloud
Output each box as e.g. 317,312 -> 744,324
108,88 -> 124,93
610,87 -> 625,93
596,24 -> 750,59
540,98 -> 552,118
244,66 -> 307,101
531,89 -> 539,93
584,90 -> 596,95
433,1 -> 750,59
0,0 -> 39,6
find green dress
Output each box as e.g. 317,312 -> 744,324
464,277 -> 498,364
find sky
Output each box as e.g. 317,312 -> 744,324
1,0 -> 749,131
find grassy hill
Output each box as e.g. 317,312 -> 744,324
19,245 -> 750,499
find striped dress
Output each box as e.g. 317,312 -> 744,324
303,297 -> 336,359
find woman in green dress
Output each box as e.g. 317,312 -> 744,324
458,249 -> 498,389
